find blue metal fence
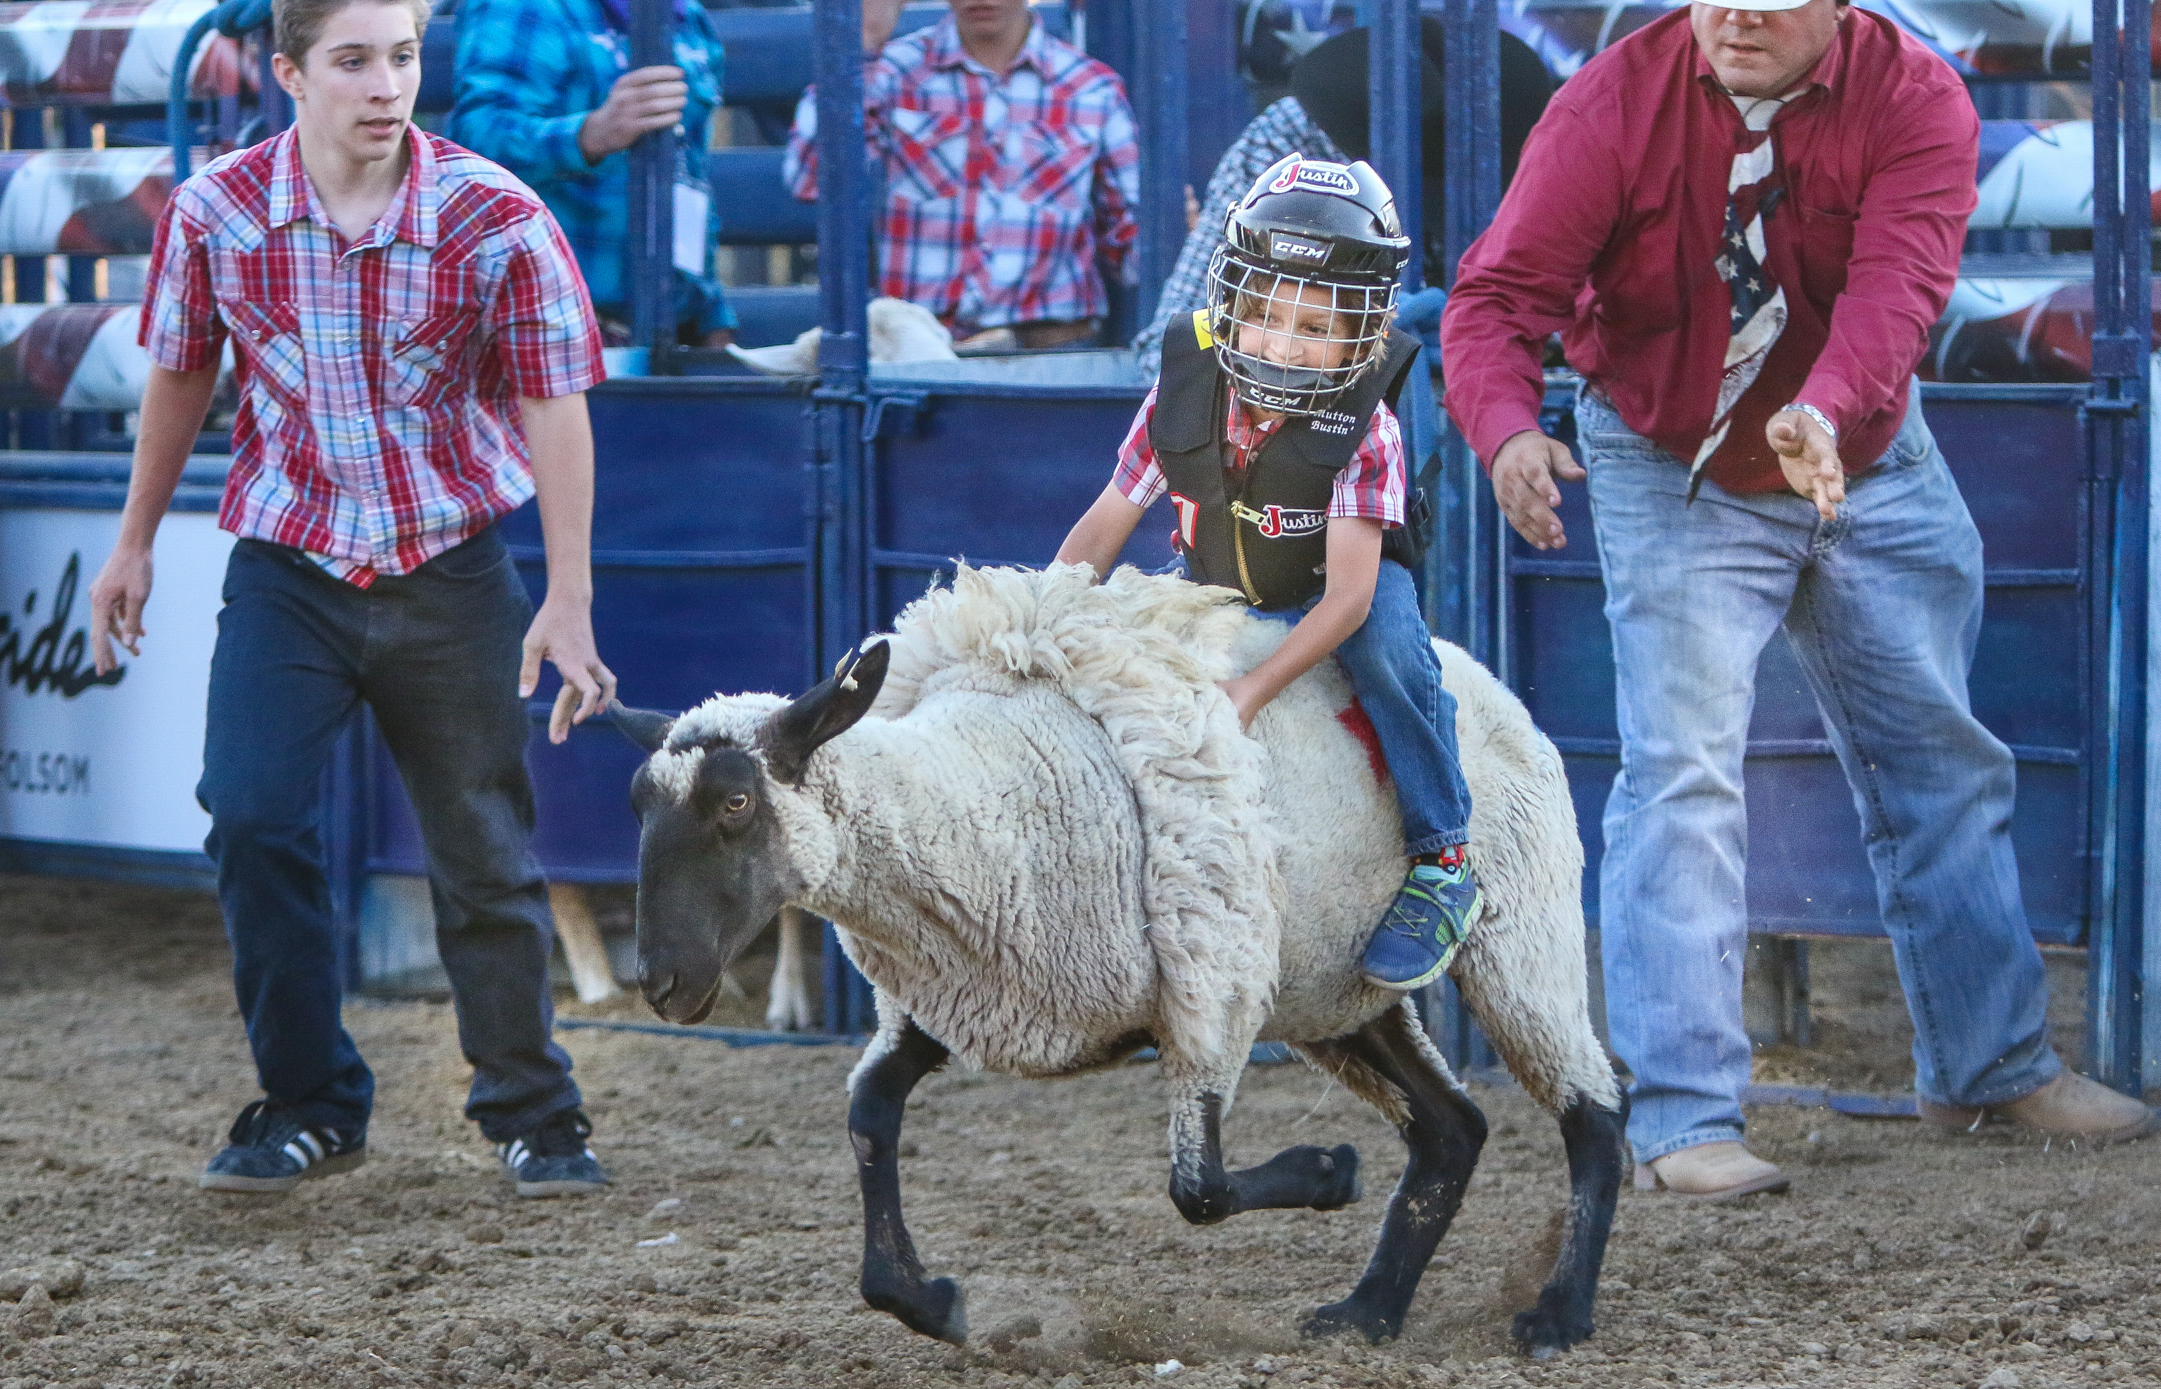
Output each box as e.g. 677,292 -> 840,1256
2081,0 -> 2153,1091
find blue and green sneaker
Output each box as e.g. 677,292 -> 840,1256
1361,858 -> 1481,991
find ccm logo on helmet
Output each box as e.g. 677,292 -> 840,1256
1270,234 -> 1328,262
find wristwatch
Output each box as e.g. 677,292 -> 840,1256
1782,402 -> 1837,442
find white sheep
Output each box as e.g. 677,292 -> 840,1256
614,564 -> 1626,1356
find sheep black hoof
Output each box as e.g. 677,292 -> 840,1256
1509,1291 -> 1593,1356
1300,1296 -> 1397,1345
1313,1143 -> 1362,1210
865,1274 -> 968,1344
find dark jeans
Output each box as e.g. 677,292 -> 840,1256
197,527 -> 581,1142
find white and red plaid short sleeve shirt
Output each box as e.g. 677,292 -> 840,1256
1110,386 -> 1407,527
784,16 -> 1140,336
142,127 -> 604,585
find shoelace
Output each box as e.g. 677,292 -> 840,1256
228,1099 -> 297,1147
228,1100 -> 344,1168
519,1110 -> 595,1160
1381,880 -> 1448,940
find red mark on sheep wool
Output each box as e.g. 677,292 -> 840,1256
1336,700 -> 1390,784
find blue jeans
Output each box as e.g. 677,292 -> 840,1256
1578,382 -> 2060,1162
1256,557 -> 1472,854
197,528 -> 582,1143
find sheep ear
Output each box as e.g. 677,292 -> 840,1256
609,700 -> 675,755
761,640 -> 891,785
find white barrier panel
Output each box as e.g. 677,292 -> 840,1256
0,146 -> 172,256
1972,122 -> 2161,230
0,507 -> 232,853
0,0 -> 244,106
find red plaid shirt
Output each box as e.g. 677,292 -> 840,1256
783,16 -> 1139,334
141,127 -> 604,585
1111,386 -> 1406,527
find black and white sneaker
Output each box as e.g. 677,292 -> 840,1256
199,1100 -> 366,1194
497,1108 -> 609,1198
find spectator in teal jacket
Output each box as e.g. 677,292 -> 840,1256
451,0 -> 736,345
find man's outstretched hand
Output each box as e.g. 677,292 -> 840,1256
88,543 -> 154,675
520,596 -> 618,744
1491,430 -> 1587,550
1768,408 -> 1844,522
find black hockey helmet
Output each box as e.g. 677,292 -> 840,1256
1205,153 -> 1410,416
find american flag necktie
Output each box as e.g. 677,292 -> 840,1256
1690,110 -> 1791,503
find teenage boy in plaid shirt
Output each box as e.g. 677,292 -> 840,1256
88,0 -> 619,1197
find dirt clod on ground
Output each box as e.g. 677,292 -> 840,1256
4,873 -> 2161,1388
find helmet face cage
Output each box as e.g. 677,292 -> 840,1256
1206,242 -> 1399,417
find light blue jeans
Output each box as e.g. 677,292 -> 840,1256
1578,382 -> 2061,1162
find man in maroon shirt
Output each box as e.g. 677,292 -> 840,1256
1442,0 -> 2158,1198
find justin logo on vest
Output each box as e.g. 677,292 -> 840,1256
1233,501 -> 1327,538
1310,410 -> 1358,436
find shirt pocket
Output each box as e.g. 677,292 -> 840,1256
1009,117 -> 1096,212
221,300 -> 305,406
386,311 -> 479,411
884,104 -> 969,203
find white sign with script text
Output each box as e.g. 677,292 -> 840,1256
0,509 -> 233,852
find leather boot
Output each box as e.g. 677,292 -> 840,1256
1918,1071 -> 2159,1145
1632,1140 -> 1789,1200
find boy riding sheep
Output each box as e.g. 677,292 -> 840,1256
1057,155 -> 1476,991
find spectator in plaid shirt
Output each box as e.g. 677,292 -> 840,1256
451,0 -> 734,345
784,0 -> 1139,349
88,0 -> 620,1200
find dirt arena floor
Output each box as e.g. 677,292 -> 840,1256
4,873 -> 2159,1389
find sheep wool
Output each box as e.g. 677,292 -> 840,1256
874,562 -> 1283,1081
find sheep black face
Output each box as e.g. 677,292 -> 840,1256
624,740 -> 791,1023
613,642 -> 890,1025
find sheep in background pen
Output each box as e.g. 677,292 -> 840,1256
614,563 -> 1627,1356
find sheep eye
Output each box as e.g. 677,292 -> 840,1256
724,793 -> 751,814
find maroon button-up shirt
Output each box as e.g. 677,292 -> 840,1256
1440,8 -> 1977,494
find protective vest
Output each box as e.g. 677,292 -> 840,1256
1150,309 -> 1422,610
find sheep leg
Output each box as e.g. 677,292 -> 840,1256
549,883 -> 620,1004
1450,932 -> 1628,1354
1166,1088 -> 1363,1227
763,907 -> 818,1031
1302,1006 -> 1486,1345
848,1018 -> 965,1344
1507,1088 -> 1629,1357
